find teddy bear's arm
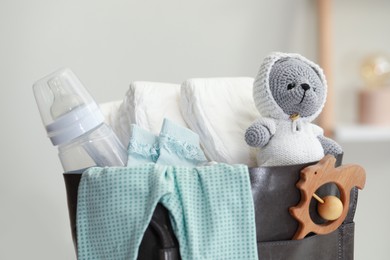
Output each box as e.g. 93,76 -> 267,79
245,118 -> 276,148
317,135 -> 343,157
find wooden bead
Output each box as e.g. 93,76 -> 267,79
317,195 -> 343,221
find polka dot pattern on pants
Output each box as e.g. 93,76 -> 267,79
76,163 -> 258,260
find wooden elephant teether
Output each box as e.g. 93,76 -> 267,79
289,155 -> 366,240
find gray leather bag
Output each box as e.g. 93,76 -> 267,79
251,155 -> 357,260
64,154 -> 358,259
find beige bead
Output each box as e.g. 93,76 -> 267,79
317,195 -> 343,221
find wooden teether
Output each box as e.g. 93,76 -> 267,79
289,155 -> 366,240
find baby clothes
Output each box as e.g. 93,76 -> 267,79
127,124 -> 159,166
127,119 -> 208,167
256,118 -> 325,166
77,121 -> 258,259
76,163 -> 258,260
156,118 -> 208,167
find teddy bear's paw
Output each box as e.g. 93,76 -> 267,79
245,123 -> 271,148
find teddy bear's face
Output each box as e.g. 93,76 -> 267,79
268,58 -> 325,118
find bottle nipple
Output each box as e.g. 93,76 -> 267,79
49,76 -> 83,119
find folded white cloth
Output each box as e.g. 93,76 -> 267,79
180,78 -> 260,167
114,81 -> 188,146
100,100 -> 122,128
100,100 -> 128,147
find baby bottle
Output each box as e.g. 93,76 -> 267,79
33,68 -> 127,172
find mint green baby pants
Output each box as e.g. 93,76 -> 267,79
76,163 -> 258,260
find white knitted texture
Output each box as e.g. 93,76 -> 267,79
257,119 -> 324,166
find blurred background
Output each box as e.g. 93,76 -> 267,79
1,0 -> 389,259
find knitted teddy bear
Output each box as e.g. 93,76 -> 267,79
245,52 -> 342,166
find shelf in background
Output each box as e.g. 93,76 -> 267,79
334,125 -> 390,142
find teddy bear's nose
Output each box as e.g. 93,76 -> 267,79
301,83 -> 310,91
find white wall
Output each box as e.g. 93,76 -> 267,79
332,2 -> 390,260
0,0 -> 387,259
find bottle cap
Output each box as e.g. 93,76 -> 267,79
33,68 -> 104,145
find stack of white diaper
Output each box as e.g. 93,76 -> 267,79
100,100 -> 122,133
103,78 -> 259,166
112,81 -> 187,147
180,78 -> 259,167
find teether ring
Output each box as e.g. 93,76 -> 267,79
289,155 -> 366,240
